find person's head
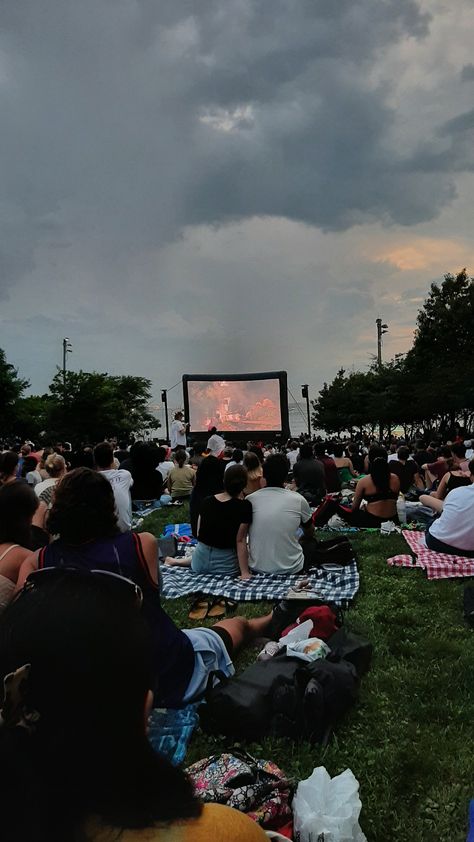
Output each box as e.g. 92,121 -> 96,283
0,572 -> 199,841
370,454 -> 390,492
299,443 -> 314,460
175,449 -> 187,468
290,441 -> 298,451
451,442 -> 466,461
0,483 -> 39,548
174,411 -> 183,421
263,453 -> 290,488
232,448 -> 244,464
93,441 -> 115,471
415,440 -> 426,452
440,445 -> 452,460
21,455 -> 38,478
347,443 -> 358,456
20,444 -> 31,458
223,446 -> 234,460
223,464 -> 248,498
156,446 -> 167,464
48,467 -> 118,544
243,451 -> 262,478
333,443 -> 344,458
117,440 -> 128,451
44,453 -> 67,479
368,445 -> 387,467
397,446 -> 410,462
0,451 -> 19,485
209,426 -> 217,435
39,447 -> 53,469
314,442 -> 327,459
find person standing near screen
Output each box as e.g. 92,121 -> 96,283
170,411 -> 188,451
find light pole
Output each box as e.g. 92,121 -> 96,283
376,318 -> 388,368
161,390 -> 170,443
62,337 -> 72,387
301,384 -> 311,438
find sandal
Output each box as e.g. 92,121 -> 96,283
188,597 -> 212,621
207,597 -> 238,618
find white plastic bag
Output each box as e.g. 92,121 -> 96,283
293,766 -> 367,842
286,637 -> 330,663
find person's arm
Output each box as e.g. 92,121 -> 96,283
300,498 -> 315,539
414,470 -> 424,490
137,532 -> 159,585
351,477 -> 366,511
347,458 -> 358,477
432,472 -> 449,500
236,523 -> 251,579
16,551 -> 40,592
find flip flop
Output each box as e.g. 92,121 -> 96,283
188,598 -> 212,621
207,598 -> 227,618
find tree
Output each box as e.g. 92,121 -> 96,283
47,370 -> 157,443
0,348 -> 29,436
14,395 -> 53,442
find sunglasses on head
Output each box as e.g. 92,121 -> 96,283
22,567 -> 143,608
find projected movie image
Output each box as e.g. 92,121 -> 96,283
188,379 -> 282,432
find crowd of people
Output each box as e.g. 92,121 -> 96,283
0,423 -> 473,839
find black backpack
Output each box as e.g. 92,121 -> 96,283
326,628 -> 373,677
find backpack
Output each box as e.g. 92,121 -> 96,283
307,535 -> 356,567
185,751 -> 293,828
326,627 -> 373,677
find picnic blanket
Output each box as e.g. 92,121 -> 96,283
387,530 -> 474,580
161,561 -> 359,605
148,704 -> 199,764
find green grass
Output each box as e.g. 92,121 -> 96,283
140,505 -> 474,842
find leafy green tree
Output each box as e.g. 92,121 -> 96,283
14,395 -> 53,442
47,370 -> 157,442
0,348 -> 29,436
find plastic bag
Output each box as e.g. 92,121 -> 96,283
286,637 -> 330,663
293,766 -> 367,842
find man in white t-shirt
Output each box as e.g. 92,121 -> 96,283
94,442 -> 133,532
170,412 -> 188,450
247,453 -> 316,574
426,467 -> 474,556
286,442 -> 299,469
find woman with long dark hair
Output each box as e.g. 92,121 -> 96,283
313,447 -> 400,527
0,571 -> 266,841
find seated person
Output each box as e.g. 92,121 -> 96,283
243,451 -> 263,496
389,446 -> 424,494
166,465 -> 252,579
425,462 -> 474,556
18,468 -> 272,709
34,453 -> 67,506
94,441 -> 134,532
332,443 -> 359,484
167,450 -> 195,501
420,458 -> 473,516
422,445 -> 452,488
314,448 -> 400,528
292,443 -> 326,505
225,448 -> 244,471
190,451 -> 226,537
129,444 -> 170,510
0,571 -> 266,842
0,483 -> 48,613
347,443 -> 365,474
314,442 -> 341,492
247,454 -> 318,574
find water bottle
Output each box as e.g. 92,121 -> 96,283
396,493 -> 407,527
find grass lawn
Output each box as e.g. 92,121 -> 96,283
140,504 -> 474,841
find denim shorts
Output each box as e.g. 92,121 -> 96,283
191,542 -> 239,576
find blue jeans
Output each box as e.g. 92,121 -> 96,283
133,494 -> 172,514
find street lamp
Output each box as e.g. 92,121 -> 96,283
62,337 -> 72,386
376,318 -> 388,368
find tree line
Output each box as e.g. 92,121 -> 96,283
312,269 -> 474,439
0,361 -> 157,444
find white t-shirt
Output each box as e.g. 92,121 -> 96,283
170,420 -> 187,449
100,469 -> 134,533
287,450 -> 299,468
247,486 -> 312,574
157,460 -> 175,481
429,484 -> 474,551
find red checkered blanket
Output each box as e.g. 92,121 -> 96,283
387,530 -> 474,579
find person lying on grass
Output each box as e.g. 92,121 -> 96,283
18,467 -> 271,708
165,464 -> 252,580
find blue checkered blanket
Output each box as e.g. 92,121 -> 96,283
161,561 -> 359,605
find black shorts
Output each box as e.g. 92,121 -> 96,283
211,626 -> 234,658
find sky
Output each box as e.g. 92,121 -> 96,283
1,0 -> 474,421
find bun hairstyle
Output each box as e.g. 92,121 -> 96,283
44,454 -> 66,478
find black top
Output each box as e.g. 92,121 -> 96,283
198,495 -> 252,549
190,456 -> 226,536
365,489 -> 398,503
293,457 -> 326,498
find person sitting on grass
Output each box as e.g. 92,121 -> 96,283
18,468 -> 272,708
313,448 -> 400,528
332,443 -> 359,484
167,448 -> 195,502
166,465 -> 252,579
243,451 -> 263,496
424,460 -> 474,556
0,571 -> 267,842
420,458 -> 474,516
389,446 -> 424,495
292,442 -> 326,505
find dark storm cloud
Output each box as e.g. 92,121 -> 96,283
0,0 -> 450,304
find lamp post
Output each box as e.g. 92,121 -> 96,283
376,318 -> 388,368
301,384 -> 311,438
161,390 -> 170,443
62,337 -> 72,387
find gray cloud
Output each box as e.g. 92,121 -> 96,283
461,64 -> 474,82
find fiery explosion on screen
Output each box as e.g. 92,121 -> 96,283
188,379 -> 282,432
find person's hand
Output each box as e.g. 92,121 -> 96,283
239,573 -> 252,581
